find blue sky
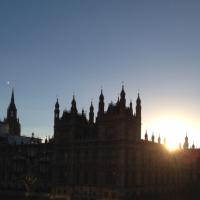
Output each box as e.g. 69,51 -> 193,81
0,0 -> 200,147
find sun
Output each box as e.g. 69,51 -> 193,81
145,116 -> 199,151
165,140 -> 179,151
158,119 -> 184,151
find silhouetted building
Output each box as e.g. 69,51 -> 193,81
51,86 -> 200,199
0,89 -> 20,136
0,90 -> 41,145
0,87 -> 200,200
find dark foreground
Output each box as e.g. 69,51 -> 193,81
0,191 -> 199,200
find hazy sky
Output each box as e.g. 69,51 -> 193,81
0,0 -> 200,147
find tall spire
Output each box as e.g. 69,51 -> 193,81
136,93 -> 141,116
120,84 -> 126,108
7,88 -> 17,118
98,89 -> 104,118
11,88 -> 15,104
54,98 -> 60,121
89,101 -> 94,124
55,98 -> 59,108
100,89 -> 104,101
120,85 -> 125,98
71,95 -> 77,114
145,130 -> 148,141
6,89 -> 21,136
135,92 -> 141,141
183,133 -> 189,149
136,92 -> 141,105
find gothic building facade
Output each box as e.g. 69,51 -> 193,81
0,87 -> 200,200
51,86 -> 200,199
53,86 -> 142,189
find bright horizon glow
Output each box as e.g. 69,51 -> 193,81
144,115 -> 199,150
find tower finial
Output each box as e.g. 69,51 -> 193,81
183,133 -> 189,149
98,88 -> 104,118
121,81 -> 125,91
120,82 -> 126,108
90,100 -> 94,108
11,88 -> 15,104
145,130 -> 148,141
54,98 -> 60,120
89,100 -> 94,124
71,95 -> 77,114
136,92 -> 141,105
55,97 -> 59,108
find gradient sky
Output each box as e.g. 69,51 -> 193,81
0,0 -> 200,147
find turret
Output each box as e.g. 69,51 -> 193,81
136,93 -> 141,119
135,93 -> 141,141
120,85 -> 126,109
97,89 -> 104,118
144,130 -> 148,141
89,101 -> 94,124
71,95 -> 77,114
183,133 -> 189,149
54,98 -> 60,121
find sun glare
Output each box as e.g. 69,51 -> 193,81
145,116 -> 199,151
